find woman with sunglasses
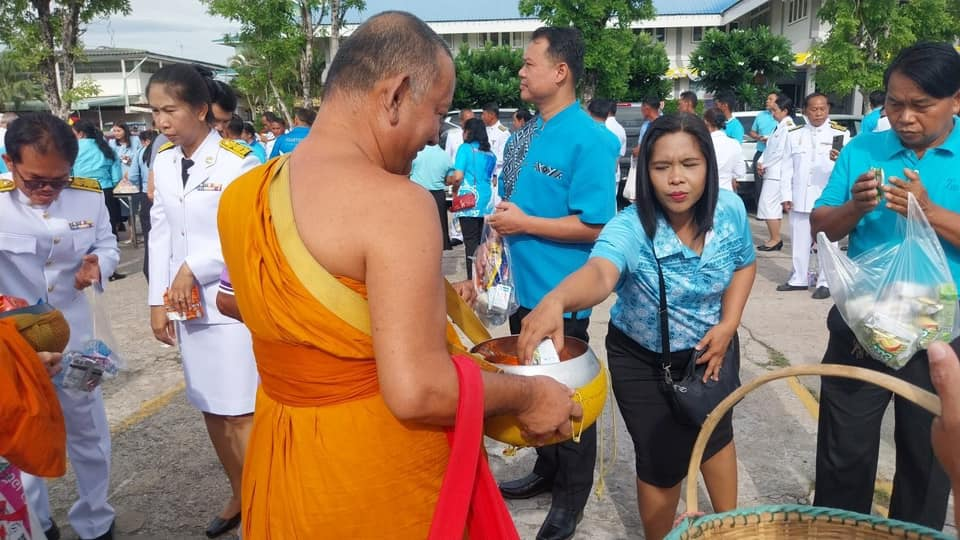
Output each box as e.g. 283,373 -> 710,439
146,64 -> 260,538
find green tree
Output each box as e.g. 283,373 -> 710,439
0,51 -> 43,110
623,32 -> 670,102
452,44 -> 525,109
205,0 -> 363,110
0,0 -> 131,118
689,27 -> 793,110
518,0 -> 656,100
812,0 -> 960,110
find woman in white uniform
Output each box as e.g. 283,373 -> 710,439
755,94 -> 796,251
146,64 -> 260,538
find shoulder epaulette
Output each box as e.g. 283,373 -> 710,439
157,141 -> 175,153
68,177 -> 102,193
220,139 -> 252,158
830,120 -> 847,132
789,124 -> 804,132
0,179 -> 14,192
498,124 -> 509,132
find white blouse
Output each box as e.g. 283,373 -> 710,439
711,130 -> 746,191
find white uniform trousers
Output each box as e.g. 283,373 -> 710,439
787,210 -> 830,288
757,178 -> 783,220
22,387 -> 114,539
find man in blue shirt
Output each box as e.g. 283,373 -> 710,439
811,42 -> 960,530
241,122 -> 267,163
268,107 -> 314,158
489,26 -> 618,540
748,91 -> 779,183
861,90 -> 886,134
410,142 -> 453,250
716,92 -> 744,143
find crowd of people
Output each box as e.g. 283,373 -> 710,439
1,9 -> 960,540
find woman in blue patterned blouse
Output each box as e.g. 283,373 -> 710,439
448,117 -> 496,279
517,113 -> 757,540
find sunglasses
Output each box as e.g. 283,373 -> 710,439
12,165 -> 72,191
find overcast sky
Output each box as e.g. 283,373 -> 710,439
83,0 -> 240,65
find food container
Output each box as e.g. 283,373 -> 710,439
470,335 -> 608,446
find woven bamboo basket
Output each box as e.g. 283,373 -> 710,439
666,364 -> 951,540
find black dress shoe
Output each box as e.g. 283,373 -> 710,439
80,520 -> 114,540
108,272 -> 126,282
757,240 -> 783,252
499,472 -> 552,499
205,513 -> 241,538
44,519 -> 60,540
811,286 -> 831,300
536,506 -> 583,540
776,283 -> 808,292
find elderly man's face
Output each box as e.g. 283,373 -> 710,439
392,53 -> 455,175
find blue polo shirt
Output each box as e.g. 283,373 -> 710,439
452,142 -> 496,217
862,108 -> 882,134
725,116 -> 745,144
751,110 -> 777,152
815,119 -> 960,284
592,190 -> 755,351
500,101 -> 619,315
411,144 -> 453,191
269,125 -> 310,158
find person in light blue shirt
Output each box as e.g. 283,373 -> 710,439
515,113 -> 755,540
108,123 -> 140,184
0,148 -> 7,174
715,92 -> 744,143
241,122 -> 267,163
410,142 -> 453,250
449,118 -> 495,275
268,107 -> 314,158
861,90 -> 886,134
72,120 -> 122,234
811,42 -> 960,530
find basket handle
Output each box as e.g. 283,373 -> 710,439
684,363 -> 941,515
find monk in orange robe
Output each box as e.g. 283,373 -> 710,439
217,12 -> 581,539
0,318 -> 66,478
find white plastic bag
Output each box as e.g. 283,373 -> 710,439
818,193 -> 958,369
55,288 -> 125,391
473,222 -> 519,327
622,156 -> 637,202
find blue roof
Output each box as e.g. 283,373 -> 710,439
341,0 -> 742,23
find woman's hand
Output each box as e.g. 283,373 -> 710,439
150,305 -> 176,346
694,322 -> 736,382
168,264 -> 197,315
517,296 -> 566,365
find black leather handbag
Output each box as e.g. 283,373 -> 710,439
654,256 -> 741,427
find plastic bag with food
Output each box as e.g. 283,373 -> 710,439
54,288 -> 125,391
818,193 -> 958,369
473,223 -> 519,327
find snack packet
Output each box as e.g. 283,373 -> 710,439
163,284 -> 203,321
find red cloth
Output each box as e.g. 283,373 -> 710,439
429,355 -> 519,540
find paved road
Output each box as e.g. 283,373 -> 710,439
40,218 -> 955,539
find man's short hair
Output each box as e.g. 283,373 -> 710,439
679,91 -> 698,108
642,96 -> 661,110
607,101 -> 618,116
482,102 -> 499,116
242,122 -> 257,138
587,98 -> 610,118
868,90 -> 886,108
263,111 -> 281,124
804,92 -> 830,108
531,27 -> 585,85
324,11 -> 451,99
4,112 -> 79,165
884,42 -> 960,99
715,92 -> 737,110
226,115 -> 244,138
295,107 -> 317,126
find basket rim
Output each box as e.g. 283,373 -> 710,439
666,504 -> 951,540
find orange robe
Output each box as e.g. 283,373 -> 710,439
219,158 -> 452,538
0,319 -> 66,477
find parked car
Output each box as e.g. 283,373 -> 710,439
732,111 -> 862,209
439,108 -> 522,150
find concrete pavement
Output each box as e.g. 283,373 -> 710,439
40,216 -> 954,538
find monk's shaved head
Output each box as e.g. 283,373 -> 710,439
324,11 -> 452,100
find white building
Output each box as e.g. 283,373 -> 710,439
320,0 -> 841,110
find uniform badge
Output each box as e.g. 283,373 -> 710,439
197,182 -> 223,192
204,155 -> 215,166
69,220 -> 94,230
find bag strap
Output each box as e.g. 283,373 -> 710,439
653,246 -> 672,370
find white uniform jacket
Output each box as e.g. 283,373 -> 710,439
781,120 -> 850,212
148,130 -> 260,325
0,178 -> 119,350
757,116 -> 796,181
486,121 -> 511,178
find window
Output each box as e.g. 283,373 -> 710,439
692,27 -> 704,42
653,27 -> 665,42
787,0 -> 809,24
501,32 -> 511,47
461,33 -> 469,45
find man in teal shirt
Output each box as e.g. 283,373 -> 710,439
410,142 -> 453,250
861,90 -> 886,134
748,91 -> 778,184
811,42 -> 960,529
716,92 -> 744,143
268,108 -> 314,158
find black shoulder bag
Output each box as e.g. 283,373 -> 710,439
654,254 -> 741,427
